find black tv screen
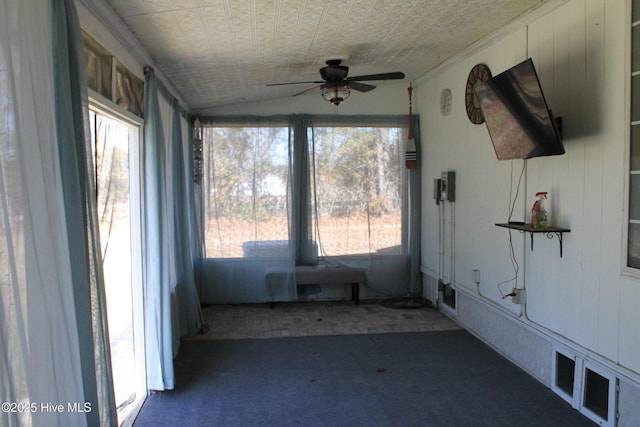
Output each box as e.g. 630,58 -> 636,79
473,58 -> 565,160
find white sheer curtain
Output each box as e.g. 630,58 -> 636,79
199,118 -> 297,303
198,115 -> 421,302
305,116 -> 420,296
0,0 -> 115,426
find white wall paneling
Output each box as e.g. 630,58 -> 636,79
419,0 -> 639,423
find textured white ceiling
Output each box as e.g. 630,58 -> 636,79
106,0 -> 551,111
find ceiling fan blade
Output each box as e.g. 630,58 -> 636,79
349,81 -> 376,92
266,80 -> 324,86
346,71 -> 405,82
292,85 -> 323,96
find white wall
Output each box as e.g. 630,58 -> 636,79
199,81 -> 408,116
417,0 -> 640,422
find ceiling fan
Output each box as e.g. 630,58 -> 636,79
266,59 -> 405,105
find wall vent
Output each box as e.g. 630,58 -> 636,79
555,351 -> 576,399
581,361 -> 617,427
584,368 -> 610,419
442,285 -> 456,309
552,346 -> 617,427
552,346 -> 581,406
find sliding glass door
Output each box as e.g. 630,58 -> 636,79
89,108 -> 145,425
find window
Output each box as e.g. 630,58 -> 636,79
115,62 -> 144,117
202,121 -> 407,260
630,0 -> 640,268
82,31 -> 144,118
83,32 -> 112,100
310,126 -> 404,256
199,116 -> 416,302
203,125 -> 291,259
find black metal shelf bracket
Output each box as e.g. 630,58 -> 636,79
495,223 -> 570,258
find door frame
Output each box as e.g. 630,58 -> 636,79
88,91 -> 148,422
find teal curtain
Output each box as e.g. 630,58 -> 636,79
171,103 -> 202,336
142,68 -> 174,390
291,115 -> 318,265
142,68 -> 201,390
51,0 -> 116,424
1,0 -> 116,424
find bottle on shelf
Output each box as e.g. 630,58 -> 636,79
531,191 -> 549,229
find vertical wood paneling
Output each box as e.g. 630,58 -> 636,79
525,11 -> 557,329
559,0 -> 587,343
596,0 -> 627,361
536,0 -> 589,344
419,0 -> 638,375
577,0 -> 605,352
545,2 -> 575,340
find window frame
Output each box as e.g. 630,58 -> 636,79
626,0 -> 640,276
308,124 -> 408,259
88,99 -> 147,418
200,115 -> 410,261
200,123 -> 293,260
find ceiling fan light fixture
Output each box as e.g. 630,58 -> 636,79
321,84 -> 350,105
267,59 -> 404,104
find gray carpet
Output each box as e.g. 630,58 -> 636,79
134,330 -> 595,427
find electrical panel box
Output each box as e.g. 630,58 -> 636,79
433,179 -> 442,205
440,171 -> 455,202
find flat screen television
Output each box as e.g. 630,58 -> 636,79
473,58 -> 565,160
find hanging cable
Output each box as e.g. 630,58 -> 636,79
508,160 -> 526,222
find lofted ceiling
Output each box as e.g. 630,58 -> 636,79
105,0 -> 554,111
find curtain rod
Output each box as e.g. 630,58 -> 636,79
197,114 -> 413,127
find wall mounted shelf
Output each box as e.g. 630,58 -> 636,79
495,223 -> 570,257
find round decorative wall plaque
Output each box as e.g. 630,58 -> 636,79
465,63 -> 492,124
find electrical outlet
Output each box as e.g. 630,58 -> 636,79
511,288 -> 526,304
472,269 -> 480,284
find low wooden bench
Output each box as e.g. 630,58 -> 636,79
265,265 -> 366,305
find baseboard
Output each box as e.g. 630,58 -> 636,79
450,287 -> 553,385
